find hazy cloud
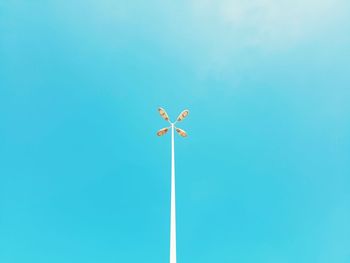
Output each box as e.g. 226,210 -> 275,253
188,0 -> 347,48
158,0 -> 349,73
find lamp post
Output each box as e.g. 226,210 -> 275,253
157,107 -> 189,263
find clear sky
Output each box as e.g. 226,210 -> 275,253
1,1 -> 350,262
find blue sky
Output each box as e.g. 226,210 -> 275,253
1,1 -> 350,262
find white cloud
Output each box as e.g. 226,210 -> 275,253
157,0 -> 349,75
189,0 -> 347,49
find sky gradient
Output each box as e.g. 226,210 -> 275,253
1,1 -> 350,262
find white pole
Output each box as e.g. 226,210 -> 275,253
170,123 -> 177,263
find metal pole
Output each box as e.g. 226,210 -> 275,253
170,123 -> 177,263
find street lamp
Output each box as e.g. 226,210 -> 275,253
157,107 -> 189,263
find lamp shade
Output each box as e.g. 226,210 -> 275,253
176,110 -> 189,122
158,107 -> 170,121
